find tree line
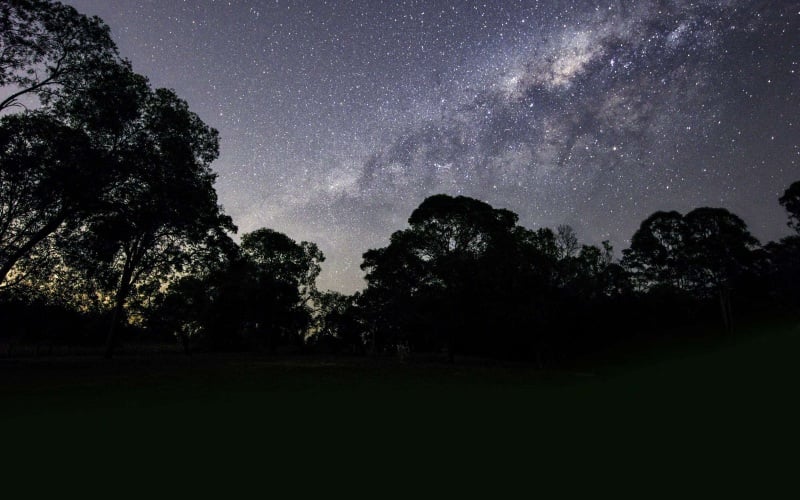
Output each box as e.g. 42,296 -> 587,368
308,188 -> 798,365
1,1 -> 798,364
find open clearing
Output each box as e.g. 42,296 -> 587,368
3,322 -> 797,421
1,321 -> 797,482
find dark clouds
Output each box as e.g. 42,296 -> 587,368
64,0 -> 799,291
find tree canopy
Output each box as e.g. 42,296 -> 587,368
0,1 -> 236,356
0,0 -> 121,113
0,112 -> 102,287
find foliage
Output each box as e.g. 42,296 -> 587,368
308,291 -> 363,353
622,207 -> 759,333
0,0 -> 121,113
359,194 -> 629,363
152,229 -> 324,353
0,112 -> 103,288
779,180 -> 800,233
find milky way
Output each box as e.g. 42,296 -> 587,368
63,0 -> 799,292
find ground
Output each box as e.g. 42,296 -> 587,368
1,321 -> 797,491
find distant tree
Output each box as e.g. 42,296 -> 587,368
762,236 -> 800,312
239,228 -> 324,350
362,194 -> 519,360
310,291 -> 363,353
779,180 -> 800,233
241,228 -> 323,307
555,224 -> 579,259
764,181 -> 800,312
360,230 -> 428,354
623,208 -> 758,333
0,0 -> 121,113
563,241 -> 628,300
622,211 -> 687,291
151,229 -> 326,354
683,208 -> 759,333
144,231 -> 238,353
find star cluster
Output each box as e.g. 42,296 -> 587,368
64,0 -> 799,292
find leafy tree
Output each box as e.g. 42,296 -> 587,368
623,208 -> 758,333
362,194 -> 519,360
762,236 -> 800,312
562,241 -> 628,300
360,230 -> 428,354
0,58 -> 149,291
143,230 -> 238,352
622,211 -> 687,291
0,0 -> 120,113
239,228 -> 324,350
153,229 -> 324,353
0,112 -> 103,288
241,228 -> 323,306
683,208 -> 759,333
779,180 -> 800,233
61,86 -> 234,357
763,181 -> 800,312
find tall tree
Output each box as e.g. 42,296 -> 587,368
683,207 -> 759,333
0,56 -> 148,290
64,87 -> 234,357
555,224 -> 579,259
765,181 -> 800,311
311,291 -> 362,352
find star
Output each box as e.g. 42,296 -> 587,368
61,0 -> 800,292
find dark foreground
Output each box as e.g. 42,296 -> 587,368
1,321 -> 798,491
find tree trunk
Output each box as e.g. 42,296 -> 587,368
718,286 -> 733,335
104,262 -> 135,359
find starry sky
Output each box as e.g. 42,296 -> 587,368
62,0 -> 799,292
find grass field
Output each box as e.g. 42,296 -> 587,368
1,320 -> 798,490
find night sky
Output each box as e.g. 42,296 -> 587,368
63,0 -> 799,292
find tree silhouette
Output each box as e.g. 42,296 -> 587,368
555,224 -> 579,259
59,87 -> 234,358
779,180 -> 800,233
152,228 -> 324,353
0,112 -> 103,288
241,228 -> 323,307
310,291 -> 363,353
0,58 -> 150,291
362,194 -> 519,360
684,208 -> 759,333
623,208 -> 758,333
0,0 -> 122,113
239,228 -> 324,350
622,211 -> 688,292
